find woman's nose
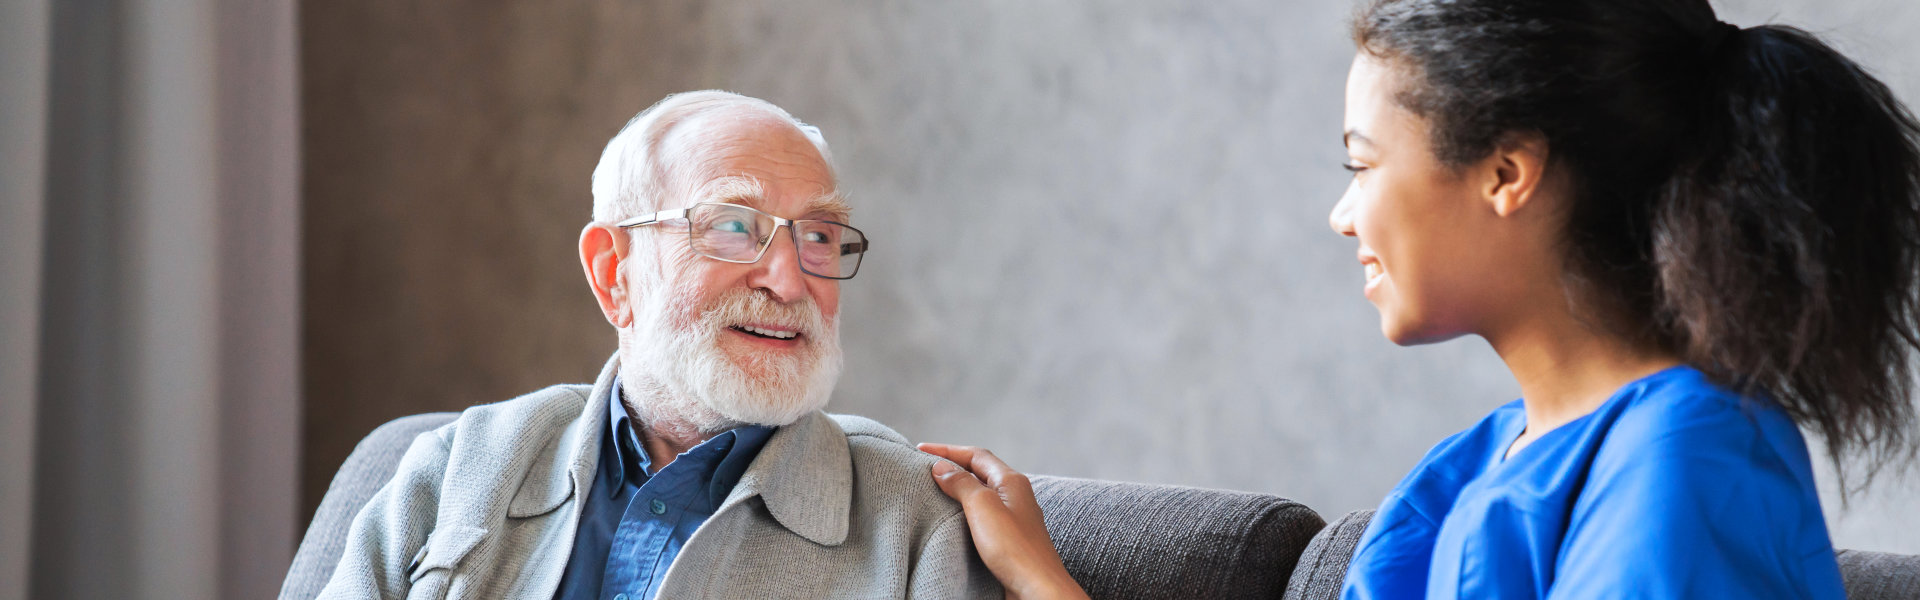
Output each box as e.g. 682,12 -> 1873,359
1329,192 -> 1358,237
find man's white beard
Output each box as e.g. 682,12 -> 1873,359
620,284 -> 843,435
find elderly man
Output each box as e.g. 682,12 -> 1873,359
318,91 -> 1000,599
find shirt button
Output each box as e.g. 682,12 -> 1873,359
615,594 -> 629,600
649,499 -> 668,515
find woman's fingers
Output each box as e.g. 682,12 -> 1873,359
917,442 -> 977,467
956,447 -> 1033,494
919,444 -> 1014,483
925,446 -> 1019,519
930,458 -> 1002,510
919,443 -> 1091,600
922,443 -> 1036,511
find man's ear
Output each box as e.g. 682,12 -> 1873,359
580,223 -> 633,328
1480,131 -> 1551,218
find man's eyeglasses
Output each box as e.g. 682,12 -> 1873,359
615,202 -> 870,280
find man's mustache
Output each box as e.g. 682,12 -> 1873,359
697,289 -> 831,341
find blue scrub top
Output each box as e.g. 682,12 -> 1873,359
1342,366 -> 1845,599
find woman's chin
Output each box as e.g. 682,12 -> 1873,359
1380,320 -> 1421,346
1379,313 -> 1462,347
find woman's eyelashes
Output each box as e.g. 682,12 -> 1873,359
1342,162 -> 1370,174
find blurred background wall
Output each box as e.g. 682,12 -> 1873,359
298,0 -> 1920,570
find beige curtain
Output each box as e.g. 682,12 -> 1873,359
0,0 -> 300,597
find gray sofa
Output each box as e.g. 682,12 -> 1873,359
282,413 -> 1920,599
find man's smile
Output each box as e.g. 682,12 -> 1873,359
728,323 -> 804,346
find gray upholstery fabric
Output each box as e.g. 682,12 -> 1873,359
1030,476 -> 1326,600
1839,550 -> 1920,600
1282,509 -> 1374,600
281,412 -> 457,600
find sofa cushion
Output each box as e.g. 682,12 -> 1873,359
1031,476 -> 1326,600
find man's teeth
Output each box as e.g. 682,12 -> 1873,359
739,325 -> 798,339
1365,262 -> 1383,280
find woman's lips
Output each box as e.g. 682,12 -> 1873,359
1359,251 -> 1385,298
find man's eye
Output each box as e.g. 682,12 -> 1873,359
802,231 -> 830,243
714,219 -> 751,234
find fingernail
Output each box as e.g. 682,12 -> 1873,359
931,460 -> 954,476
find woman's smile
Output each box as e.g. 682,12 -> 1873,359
1360,250 -> 1385,298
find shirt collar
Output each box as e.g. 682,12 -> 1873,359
606,377 -> 642,493
604,375 -> 775,505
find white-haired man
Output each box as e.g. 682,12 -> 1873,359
317,91 -> 1001,599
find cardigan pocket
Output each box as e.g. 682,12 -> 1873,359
404,525 -> 488,600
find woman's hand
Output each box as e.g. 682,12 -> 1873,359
917,443 -> 1090,600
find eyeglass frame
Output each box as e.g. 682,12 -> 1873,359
613,201 -> 871,280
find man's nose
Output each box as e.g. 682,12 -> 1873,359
747,226 -> 810,303
1329,192 -> 1358,237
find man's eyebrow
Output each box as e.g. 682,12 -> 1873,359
804,193 -> 852,221
1344,129 -> 1372,148
700,177 -> 849,220
704,177 -> 768,208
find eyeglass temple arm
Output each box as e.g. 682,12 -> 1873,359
614,208 -> 688,228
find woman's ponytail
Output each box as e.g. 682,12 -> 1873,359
1653,25 -> 1920,485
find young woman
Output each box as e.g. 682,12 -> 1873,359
919,0 -> 1920,597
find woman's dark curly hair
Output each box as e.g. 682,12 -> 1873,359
1353,0 -> 1920,489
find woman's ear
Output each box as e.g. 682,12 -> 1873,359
1481,132 -> 1552,218
579,223 -> 633,328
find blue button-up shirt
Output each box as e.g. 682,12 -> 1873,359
552,378 -> 774,600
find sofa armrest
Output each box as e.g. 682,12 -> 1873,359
1033,476 -> 1325,600
1282,509 -> 1372,600
280,412 -> 459,600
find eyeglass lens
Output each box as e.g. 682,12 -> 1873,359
687,203 -> 866,278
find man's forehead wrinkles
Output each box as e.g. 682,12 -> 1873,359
686,153 -> 829,184
670,131 -> 838,215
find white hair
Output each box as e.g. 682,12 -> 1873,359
590,90 -> 837,223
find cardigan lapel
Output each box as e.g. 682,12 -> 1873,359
504,354 -> 613,518
491,355 -> 614,599
717,410 -> 853,546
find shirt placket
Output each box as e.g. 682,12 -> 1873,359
599,447 -> 714,600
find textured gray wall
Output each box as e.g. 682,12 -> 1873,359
301,0 -> 1920,552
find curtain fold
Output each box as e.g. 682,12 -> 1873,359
4,0 -> 300,598
0,0 -> 52,598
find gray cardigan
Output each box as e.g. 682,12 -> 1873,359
317,356 -> 1002,599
